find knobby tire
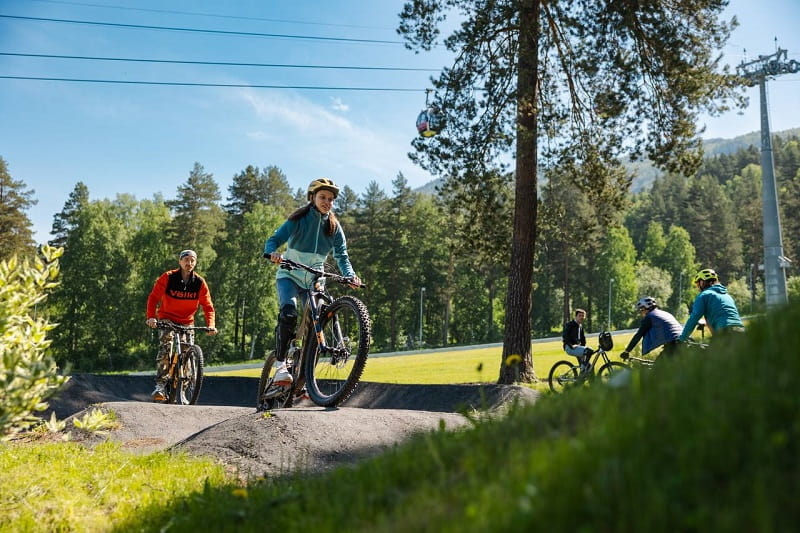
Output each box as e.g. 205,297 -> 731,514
167,345 -> 204,405
304,295 -> 371,407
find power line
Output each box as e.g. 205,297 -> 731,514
26,0 -> 395,32
0,14 -> 405,45
0,75 -> 422,91
0,51 -> 439,72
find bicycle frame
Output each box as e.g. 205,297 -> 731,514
166,330 -> 194,373
301,281 -> 337,359
586,348 -> 613,371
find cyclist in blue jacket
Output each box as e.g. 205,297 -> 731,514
264,178 -> 361,386
679,268 -> 744,342
620,297 -> 682,361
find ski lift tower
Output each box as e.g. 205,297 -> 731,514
737,47 -> 799,308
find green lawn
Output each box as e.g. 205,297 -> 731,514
5,331 -> 660,531
207,333 -> 637,392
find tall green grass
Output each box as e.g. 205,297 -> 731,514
119,303 -> 798,531
5,318 -> 794,532
0,441 -> 226,532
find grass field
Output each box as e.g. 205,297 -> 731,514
206,333 -> 637,392
6,308 -> 796,532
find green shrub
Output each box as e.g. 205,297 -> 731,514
0,245 -> 68,440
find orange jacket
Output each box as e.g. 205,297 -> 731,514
146,269 -> 215,328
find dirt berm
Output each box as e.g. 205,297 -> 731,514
47,374 -> 539,479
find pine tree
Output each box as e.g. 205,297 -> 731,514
398,0 -> 740,383
0,157 -> 37,260
224,165 -> 294,221
167,163 -> 225,264
50,182 -> 89,249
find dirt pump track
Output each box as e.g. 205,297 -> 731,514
47,374 -> 540,479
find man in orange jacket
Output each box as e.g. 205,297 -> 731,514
145,249 -> 217,401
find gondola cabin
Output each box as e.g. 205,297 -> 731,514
416,105 -> 444,138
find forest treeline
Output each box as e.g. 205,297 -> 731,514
1,133 -> 799,372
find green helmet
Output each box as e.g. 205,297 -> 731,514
693,268 -> 718,283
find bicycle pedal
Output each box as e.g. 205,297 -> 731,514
294,388 -> 309,400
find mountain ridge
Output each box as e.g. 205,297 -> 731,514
412,127 -> 800,195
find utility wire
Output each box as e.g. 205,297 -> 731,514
0,75 -> 422,91
0,52 -> 439,72
26,0 -> 394,31
0,14 -> 405,45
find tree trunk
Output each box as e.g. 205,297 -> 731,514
499,0 -> 540,384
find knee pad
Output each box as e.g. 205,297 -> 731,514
278,304 -> 298,329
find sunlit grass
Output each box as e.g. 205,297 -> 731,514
5,315 -> 790,532
207,334 -> 636,392
119,303 -> 799,532
0,441 -> 227,532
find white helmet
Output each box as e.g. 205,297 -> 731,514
635,297 -> 657,311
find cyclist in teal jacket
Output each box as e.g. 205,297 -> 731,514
679,268 -> 745,342
264,178 -> 361,386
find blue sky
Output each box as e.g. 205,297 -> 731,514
1,0 -> 799,243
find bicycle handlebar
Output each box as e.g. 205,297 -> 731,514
155,320 -> 215,332
271,256 -> 366,288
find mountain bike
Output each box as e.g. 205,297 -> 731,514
548,332 -> 627,393
257,258 -> 371,410
625,339 -> 709,369
155,320 -> 213,405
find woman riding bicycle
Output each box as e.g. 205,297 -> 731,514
679,268 -> 745,342
264,178 -> 361,386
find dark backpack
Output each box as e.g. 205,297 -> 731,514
599,331 -> 613,351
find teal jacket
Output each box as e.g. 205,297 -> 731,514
679,283 -> 744,341
264,206 -> 355,289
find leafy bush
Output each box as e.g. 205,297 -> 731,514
0,245 -> 68,440
72,408 -> 119,435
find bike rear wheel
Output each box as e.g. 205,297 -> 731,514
305,295 -> 371,407
168,345 -> 204,405
256,351 -> 295,410
548,360 -> 580,393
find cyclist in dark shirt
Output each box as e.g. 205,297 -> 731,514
563,309 -> 593,370
620,297 -> 682,361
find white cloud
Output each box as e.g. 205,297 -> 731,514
233,89 -> 429,189
329,97 -> 350,112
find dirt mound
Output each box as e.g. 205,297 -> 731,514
48,374 -> 538,417
48,374 -> 539,478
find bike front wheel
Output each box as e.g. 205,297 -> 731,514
168,345 -> 204,405
597,361 -> 628,384
548,360 -> 580,393
305,295 -> 371,407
